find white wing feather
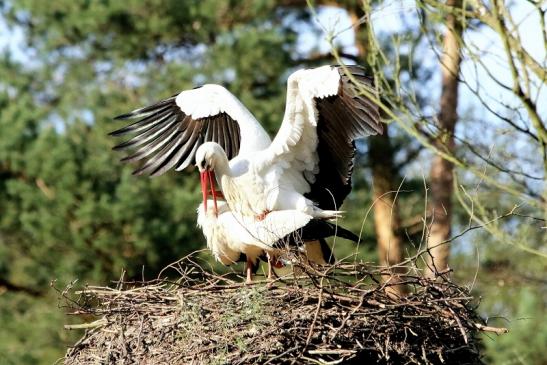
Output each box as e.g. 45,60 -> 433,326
175,84 -> 271,154
197,201 -> 312,254
257,65 -> 341,194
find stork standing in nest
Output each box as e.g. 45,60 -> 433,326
111,65 -> 382,283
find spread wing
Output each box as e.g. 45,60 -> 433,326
110,84 -> 257,177
308,66 -> 382,209
265,65 -> 383,209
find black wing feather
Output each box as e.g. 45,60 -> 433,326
111,95 -> 242,176
306,65 -> 382,210
109,107 -> 173,137
120,127 -> 180,163
136,117 -> 203,176
222,115 -> 232,158
275,219 -> 359,251
203,118 -> 214,142
112,115 -> 176,151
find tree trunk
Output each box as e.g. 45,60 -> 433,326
369,130 -> 407,296
426,0 -> 463,278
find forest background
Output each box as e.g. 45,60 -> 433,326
0,0 -> 545,364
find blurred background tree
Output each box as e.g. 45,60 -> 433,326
0,0 -> 545,364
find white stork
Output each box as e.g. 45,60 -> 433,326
197,198 -> 358,282
111,65 -> 381,282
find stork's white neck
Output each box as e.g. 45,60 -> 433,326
213,151 -> 233,179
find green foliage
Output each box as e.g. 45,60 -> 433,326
1,0 -> 302,269
0,292 -> 77,365
482,287 -> 547,365
0,0 -> 544,363
452,219 -> 546,364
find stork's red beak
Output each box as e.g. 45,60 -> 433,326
200,170 -> 219,216
200,170 -> 208,212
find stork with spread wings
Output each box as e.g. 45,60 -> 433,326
111,65 -> 382,283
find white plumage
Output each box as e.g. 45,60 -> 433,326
111,64 -> 382,282
197,198 -> 316,282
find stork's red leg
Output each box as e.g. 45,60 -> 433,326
245,258 -> 253,284
266,252 -> 274,280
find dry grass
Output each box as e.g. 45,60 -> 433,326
59,252 -> 507,364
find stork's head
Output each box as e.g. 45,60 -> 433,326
195,142 -> 226,173
195,142 -> 227,216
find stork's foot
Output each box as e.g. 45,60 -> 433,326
266,253 -> 274,280
265,252 -> 280,289
266,272 -> 276,289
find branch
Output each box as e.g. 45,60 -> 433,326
491,0 -> 547,144
423,0 -> 546,81
474,323 -> 509,335
294,51 -> 361,65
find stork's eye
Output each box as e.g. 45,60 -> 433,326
198,160 -> 210,170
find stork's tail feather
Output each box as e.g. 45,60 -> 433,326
332,225 -> 360,243
314,209 -> 345,219
276,219 -> 359,248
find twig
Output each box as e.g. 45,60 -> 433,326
474,323 -> 509,334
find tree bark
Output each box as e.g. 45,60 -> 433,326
426,0 -> 463,278
369,130 -> 406,296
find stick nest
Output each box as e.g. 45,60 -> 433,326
60,253 -> 503,364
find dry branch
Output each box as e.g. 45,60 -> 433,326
60,253 -> 506,364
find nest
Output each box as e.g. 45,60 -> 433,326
60,252 -> 507,364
